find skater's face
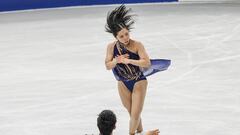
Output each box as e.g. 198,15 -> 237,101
116,28 -> 130,45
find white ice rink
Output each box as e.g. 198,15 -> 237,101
0,2 -> 240,135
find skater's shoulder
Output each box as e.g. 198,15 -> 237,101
107,41 -> 117,49
131,40 -> 144,48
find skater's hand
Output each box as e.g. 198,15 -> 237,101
121,57 -> 131,64
115,54 -> 130,64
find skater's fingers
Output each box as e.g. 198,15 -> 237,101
153,129 -> 160,135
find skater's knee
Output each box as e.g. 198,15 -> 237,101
130,112 -> 141,120
131,109 -> 142,119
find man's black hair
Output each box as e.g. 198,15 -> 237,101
97,110 -> 117,135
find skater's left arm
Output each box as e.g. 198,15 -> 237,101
127,42 -> 151,68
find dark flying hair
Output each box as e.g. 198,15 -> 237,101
97,110 -> 117,135
105,4 -> 135,37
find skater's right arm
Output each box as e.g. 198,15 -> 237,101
105,42 -> 117,70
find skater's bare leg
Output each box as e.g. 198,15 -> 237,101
118,81 -> 143,133
129,80 -> 147,134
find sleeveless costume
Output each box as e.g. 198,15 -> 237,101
112,41 -> 171,92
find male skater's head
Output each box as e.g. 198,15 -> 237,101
97,110 -> 117,135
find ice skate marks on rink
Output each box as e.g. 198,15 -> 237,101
0,2 -> 240,135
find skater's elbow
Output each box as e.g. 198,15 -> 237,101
143,60 -> 151,68
106,66 -> 112,70
146,61 -> 151,68
105,64 -> 113,70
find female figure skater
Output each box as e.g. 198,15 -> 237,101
104,4 -> 170,135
